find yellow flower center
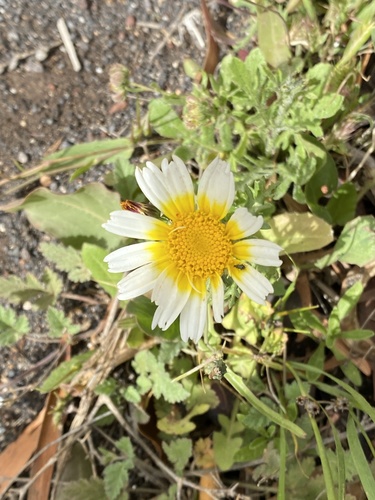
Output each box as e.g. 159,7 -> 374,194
167,211 -> 232,278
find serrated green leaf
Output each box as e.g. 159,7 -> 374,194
56,478 -> 106,500
316,216 -> 375,268
262,212 -> 333,254
115,437 -> 135,463
81,243 -> 121,297
40,242 -> 91,283
5,183 -> 123,251
162,438 -> 192,475
103,462 -> 129,500
0,270 -> 62,309
132,350 -> 189,403
39,351 -> 94,393
47,306 -> 80,338
0,305 -> 30,346
213,433 -> 242,471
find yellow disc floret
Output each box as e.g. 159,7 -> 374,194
167,211 -> 232,278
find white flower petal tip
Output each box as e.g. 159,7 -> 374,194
102,155 -> 282,343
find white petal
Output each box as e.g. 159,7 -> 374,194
211,275 -> 224,322
161,156 -> 195,212
151,268 -> 191,331
233,239 -> 282,267
116,263 -> 159,300
104,242 -> 155,273
231,266 -> 273,305
102,211 -> 167,239
180,288 -> 207,343
197,158 -> 235,219
226,207 -> 264,240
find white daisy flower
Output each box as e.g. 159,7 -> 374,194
103,156 -> 282,343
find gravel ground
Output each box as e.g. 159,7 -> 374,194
0,0 -> 209,451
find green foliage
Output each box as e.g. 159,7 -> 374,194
316,215 -> 375,268
81,243 -> 121,296
39,351 -> 94,393
0,305 -> 30,346
40,241 -> 91,283
262,212 -> 334,254
132,350 -> 190,403
103,462 -> 129,500
213,414 -> 244,470
162,438 -> 192,475
5,183 -> 123,250
47,306 -> 80,338
0,269 -> 62,309
56,478 -> 106,500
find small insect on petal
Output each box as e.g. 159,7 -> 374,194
120,200 -> 158,216
234,263 -> 246,270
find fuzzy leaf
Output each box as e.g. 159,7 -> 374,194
39,351 -> 94,393
0,270 -> 63,309
213,432 -> 243,471
115,437 -> 135,464
162,438 -> 192,475
56,478 -> 106,500
81,243 -> 121,297
40,242 -> 91,283
103,462 -> 129,500
47,306 -> 80,338
0,305 -> 30,346
4,183 -> 123,251
132,350 -> 189,403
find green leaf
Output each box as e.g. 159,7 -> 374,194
6,183 -> 123,251
213,432 -> 243,471
262,212 -> 333,254
347,416 -> 375,500
307,343 -> 325,382
39,351 -> 94,393
0,305 -> 30,346
257,9 -> 291,68
162,438 -> 192,475
328,282 -> 363,338
103,462 -> 129,500
40,242 -> 91,283
326,183 -> 357,225
316,216 -> 375,268
132,350 -> 190,403
224,369 -> 306,438
127,296 -> 180,340
313,94 -> 344,119
47,306 -> 80,338
115,437 -> 135,464
56,478 -> 106,500
44,137 -> 134,178
0,270 -> 63,309
149,98 -> 187,139
81,243 -> 122,297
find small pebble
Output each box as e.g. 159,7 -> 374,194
17,152 -> 28,164
24,59 -> 44,73
35,47 -> 49,62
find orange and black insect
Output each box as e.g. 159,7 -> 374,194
120,200 -> 157,216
